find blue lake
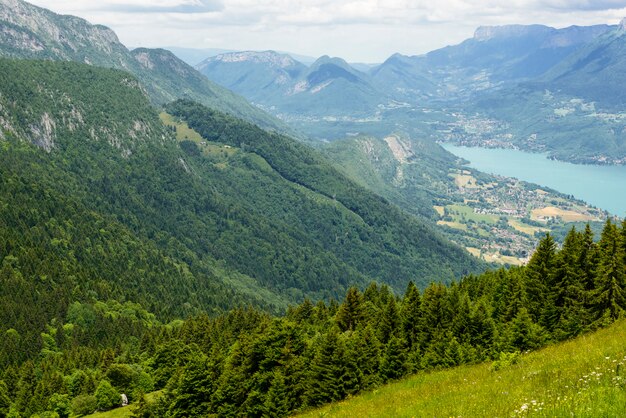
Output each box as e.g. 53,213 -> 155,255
441,144 -> 626,217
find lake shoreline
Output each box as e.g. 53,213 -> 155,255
441,143 -> 626,217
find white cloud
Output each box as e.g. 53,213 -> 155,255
27,0 -> 626,62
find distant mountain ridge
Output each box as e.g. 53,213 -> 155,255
194,19 -> 626,163
197,50 -> 385,118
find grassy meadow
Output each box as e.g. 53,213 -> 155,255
298,320 -> 626,417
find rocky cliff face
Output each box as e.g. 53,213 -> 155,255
0,0 -> 290,132
208,51 -> 301,69
0,0 -> 130,68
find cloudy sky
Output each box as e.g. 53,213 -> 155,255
29,0 -> 626,62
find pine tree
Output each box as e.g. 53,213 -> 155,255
15,361 -> 37,416
336,286 -> 365,332
379,336 -> 407,382
263,371 -> 289,418
419,283 -> 450,349
579,224 -> 598,292
306,328 -> 348,406
0,380 -> 10,417
401,281 -> 421,351
169,351 -> 217,418
507,308 -> 545,351
548,227 -> 587,339
379,296 -> 401,344
503,269 -> 526,322
592,220 -> 626,324
468,299 -> 495,360
524,233 -> 556,322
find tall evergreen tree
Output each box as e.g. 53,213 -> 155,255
378,297 -> 401,344
401,281 -> 422,351
592,220 -> 626,324
379,336 -> 407,382
306,328 -> 349,407
336,287 -> 365,332
263,371 -> 289,418
524,233 -> 557,322
547,228 -> 587,339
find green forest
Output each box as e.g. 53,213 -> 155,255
1,222 -> 625,417
0,58 -> 483,416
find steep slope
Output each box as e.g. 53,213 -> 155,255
370,53 -> 436,100
165,99 -> 483,288
283,55 -> 383,116
0,58 -> 484,362
0,0 -> 287,131
196,50 -> 308,102
300,319 -> 626,417
198,52 -> 385,118
540,20 -> 626,108
370,23 -> 614,100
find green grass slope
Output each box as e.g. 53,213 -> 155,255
300,319 -> 626,417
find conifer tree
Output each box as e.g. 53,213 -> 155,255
579,224 -> 599,292
503,269 -> 526,322
548,228 -> 587,339
593,220 -> 626,323
507,308 -> 545,351
379,336 -> 407,382
350,325 -> 382,389
379,296 -> 401,344
0,380 -> 10,418
524,233 -> 556,322
263,371 -> 289,418
419,283 -> 450,349
169,351 -> 216,418
306,328 -> 348,406
15,361 -> 37,416
336,286 -> 365,332
468,299 -> 495,359
401,281 -> 421,350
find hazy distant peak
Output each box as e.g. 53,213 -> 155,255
473,24 -> 553,41
310,55 -> 356,71
209,50 -> 300,68
620,18 -> 626,31
541,24 -> 614,48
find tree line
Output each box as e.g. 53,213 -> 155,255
2,220 -> 625,417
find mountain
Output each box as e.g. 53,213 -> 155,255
370,53 -> 437,99
539,21 -> 626,108
0,0 -> 289,132
198,51 -> 386,119
196,50 -> 308,103
370,23 -> 615,98
162,46 -> 236,66
0,56 -> 485,364
459,23 -> 626,164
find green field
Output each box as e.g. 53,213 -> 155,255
85,392 -> 162,418
445,204 -> 499,224
298,320 -> 626,417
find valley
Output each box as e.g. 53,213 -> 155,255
1,1 -> 626,417
322,134 -> 607,266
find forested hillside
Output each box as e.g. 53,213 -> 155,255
2,219 -> 624,417
0,56 -> 484,406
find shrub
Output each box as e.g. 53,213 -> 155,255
71,394 -> 97,417
490,351 -> 520,371
95,380 -> 120,411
